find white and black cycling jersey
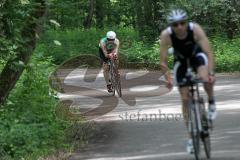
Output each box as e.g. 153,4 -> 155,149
167,22 -> 202,61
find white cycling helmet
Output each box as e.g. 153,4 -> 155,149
106,31 -> 116,40
167,9 -> 188,24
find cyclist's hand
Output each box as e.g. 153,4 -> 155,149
166,77 -> 173,90
105,53 -> 109,58
109,52 -> 117,59
105,54 -> 113,59
166,80 -> 173,90
209,75 -> 216,84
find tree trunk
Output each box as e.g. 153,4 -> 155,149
83,0 -> 94,29
134,0 -> 144,37
142,0 -> 158,41
226,0 -> 240,39
143,0 -> 153,27
0,0 -> 47,106
95,0 -> 104,29
152,1 -> 164,33
226,19 -> 237,39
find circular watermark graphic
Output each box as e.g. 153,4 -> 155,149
49,54 -> 170,121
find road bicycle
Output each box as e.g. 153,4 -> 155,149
184,63 -> 213,160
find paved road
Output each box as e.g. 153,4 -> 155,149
57,69 -> 240,160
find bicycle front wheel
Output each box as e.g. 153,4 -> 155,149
189,99 -> 201,160
110,63 -> 116,96
202,134 -> 211,159
115,73 -> 122,97
112,60 -> 122,97
199,98 -> 211,159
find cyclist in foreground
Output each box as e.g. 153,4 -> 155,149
99,31 -> 120,93
159,9 -> 217,154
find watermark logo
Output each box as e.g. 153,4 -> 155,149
49,54 -> 170,121
119,110 -> 183,122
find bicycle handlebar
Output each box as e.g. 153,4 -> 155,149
108,52 -> 117,59
178,62 -> 208,86
178,78 -> 207,87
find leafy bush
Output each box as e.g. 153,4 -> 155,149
121,40 -> 173,68
211,36 -> 240,72
0,55 -> 69,159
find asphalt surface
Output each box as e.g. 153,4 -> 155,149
56,69 -> 240,160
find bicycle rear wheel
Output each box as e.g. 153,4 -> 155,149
189,99 -> 201,160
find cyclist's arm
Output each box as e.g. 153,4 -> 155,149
112,39 -> 120,54
193,23 -> 215,74
160,30 -> 172,81
100,40 -> 108,57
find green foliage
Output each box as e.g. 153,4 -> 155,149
0,38 -> 17,60
46,0 -> 240,40
36,28 -> 171,67
169,0 -> 240,38
36,28 -> 240,72
211,36 -> 240,72
36,28 -> 139,64
0,55 -> 70,159
0,0 -> 39,71
121,40 -> 173,70
48,0 -> 88,29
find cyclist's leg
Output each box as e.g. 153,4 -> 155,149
193,52 -> 214,99
99,47 -> 111,87
103,62 -> 110,84
179,86 -> 194,153
174,60 -> 191,135
179,87 -> 190,129
194,52 -> 216,119
174,60 -> 194,153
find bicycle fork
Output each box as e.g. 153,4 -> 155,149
189,86 -> 203,133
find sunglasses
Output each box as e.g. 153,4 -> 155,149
171,21 -> 187,27
107,38 -> 115,41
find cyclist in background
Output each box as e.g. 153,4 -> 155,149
99,31 -> 120,93
159,9 -> 217,154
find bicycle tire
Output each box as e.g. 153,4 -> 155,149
189,99 -> 201,160
203,134 -> 211,159
111,60 -> 122,97
199,98 -> 211,159
115,73 -> 122,97
110,62 -> 116,96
